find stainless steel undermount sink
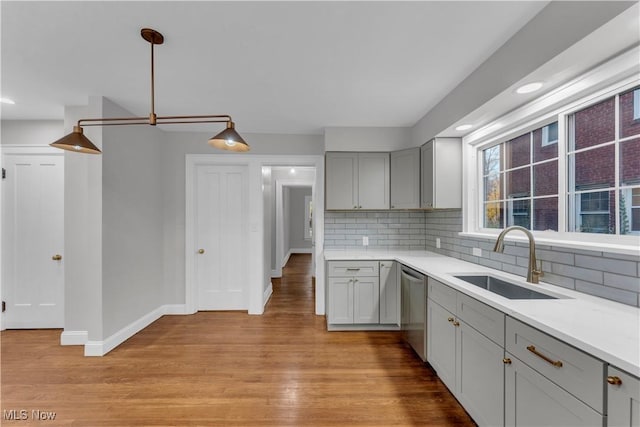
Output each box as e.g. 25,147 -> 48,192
454,275 -> 558,300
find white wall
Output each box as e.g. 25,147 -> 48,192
283,187 -> 291,261
410,1 -> 636,145
0,120 -> 63,146
288,187 -> 312,251
101,98 -> 165,338
324,127 -> 411,152
262,167 -> 273,294
63,99 -> 104,341
161,132 -> 323,305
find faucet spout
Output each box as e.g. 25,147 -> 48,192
493,226 -> 543,284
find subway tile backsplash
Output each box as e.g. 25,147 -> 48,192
324,211 -> 426,249
423,210 -> 640,308
324,209 -> 640,307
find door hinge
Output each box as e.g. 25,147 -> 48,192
2,168 -> 5,179
1,301 -> 5,312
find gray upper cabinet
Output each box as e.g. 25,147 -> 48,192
390,147 -> 420,209
325,152 -> 389,210
420,138 -> 462,209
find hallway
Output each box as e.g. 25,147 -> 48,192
1,254 -> 474,426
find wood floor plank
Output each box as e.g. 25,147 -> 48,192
1,254 -> 475,426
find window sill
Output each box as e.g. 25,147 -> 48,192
459,230 -> 640,257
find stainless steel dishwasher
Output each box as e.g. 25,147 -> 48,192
400,265 -> 427,361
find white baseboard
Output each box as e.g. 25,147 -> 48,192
263,282 -> 273,307
271,269 -> 281,278
290,248 -> 312,254
164,304 -> 188,315
60,330 -> 88,346
282,250 -> 292,268
83,304 -> 188,357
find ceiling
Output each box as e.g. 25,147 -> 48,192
1,1 -> 550,135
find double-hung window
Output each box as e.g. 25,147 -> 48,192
477,83 -> 640,240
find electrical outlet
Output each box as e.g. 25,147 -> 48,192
363,236 -> 369,246
436,238 -> 441,249
472,247 -> 482,257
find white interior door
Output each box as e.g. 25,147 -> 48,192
195,165 -> 249,310
2,154 -> 64,328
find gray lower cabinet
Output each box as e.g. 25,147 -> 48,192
379,261 -> 400,325
427,278 -> 505,426
327,276 -> 379,324
327,277 -> 353,324
607,366 -> 640,427
427,298 -> 457,389
327,260 -> 399,328
504,353 -> 603,426
456,320 -> 504,427
505,317 -> 605,427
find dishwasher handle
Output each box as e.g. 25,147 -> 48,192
401,268 -> 424,281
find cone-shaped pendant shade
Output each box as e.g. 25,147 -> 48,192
208,122 -> 250,152
50,126 -> 102,154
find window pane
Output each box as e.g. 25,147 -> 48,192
483,145 -> 502,175
506,199 -> 530,228
506,167 -> 530,197
484,173 -> 501,201
484,202 -> 503,229
505,133 -> 530,169
533,123 -> 558,162
572,145 -> 615,191
572,97 -> 615,150
620,138 -> 640,186
620,188 -> 640,235
573,190 -> 615,234
533,197 -> 558,231
533,160 -> 558,196
620,87 -> 640,138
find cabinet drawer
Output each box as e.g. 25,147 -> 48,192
427,277 -> 457,313
506,317 -> 605,412
328,261 -> 379,277
456,293 -> 504,346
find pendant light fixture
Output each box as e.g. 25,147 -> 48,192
50,28 -> 249,154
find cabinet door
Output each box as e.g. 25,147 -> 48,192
420,141 -> 434,208
427,299 -> 456,391
390,148 -> 420,209
325,153 -> 358,210
505,353 -> 603,427
456,320 -> 505,427
607,367 -> 640,427
328,278 -> 353,324
358,153 -> 389,209
353,277 -> 380,324
379,261 -> 399,325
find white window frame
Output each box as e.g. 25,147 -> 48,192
633,89 -> 640,120
461,48 -> 640,255
541,122 -> 558,147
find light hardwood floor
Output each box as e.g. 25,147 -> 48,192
1,254 -> 475,426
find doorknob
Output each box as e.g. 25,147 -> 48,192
52,254 -> 62,261
198,249 -> 205,254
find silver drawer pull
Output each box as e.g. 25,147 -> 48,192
527,345 -> 563,368
345,268 -> 361,271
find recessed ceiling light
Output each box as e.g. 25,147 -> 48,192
0,97 -> 16,105
455,124 -> 473,131
516,82 -> 543,94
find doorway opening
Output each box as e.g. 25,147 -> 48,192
262,166 -> 316,310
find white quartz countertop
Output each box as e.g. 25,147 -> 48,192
324,249 -> 640,377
